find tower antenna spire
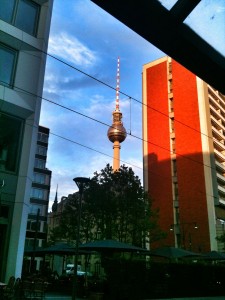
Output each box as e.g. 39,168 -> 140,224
115,56 -> 120,111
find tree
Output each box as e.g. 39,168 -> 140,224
216,234 -> 225,250
49,164 -> 165,247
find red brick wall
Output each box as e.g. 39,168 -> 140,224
145,61 -> 174,247
145,59 -> 211,251
172,61 -> 210,251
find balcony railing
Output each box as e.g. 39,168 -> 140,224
213,139 -> 225,153
217,172 -> 225,183
212,125 -> 225,141
218,185 -> 225,195
214,149 -> 225,163
211,115 -> 225,131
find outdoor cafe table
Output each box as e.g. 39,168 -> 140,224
0,282 -> 6,287
0,282 -> 6,297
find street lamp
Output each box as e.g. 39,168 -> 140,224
72,177 -> 90,300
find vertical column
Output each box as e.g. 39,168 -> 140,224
113,141 -> 121,171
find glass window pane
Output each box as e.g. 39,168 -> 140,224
15,0 -> 39,36
29,204 -> 42,215
33,173 -> 46,184
0,0 -> 16,22
38,132 -> 49,143
184,0 -> 225,57
0,205 -> 9,218
0,113 -> 23,172
158,0 -> 178,10
0,44 -> 17,87
33,173 -> 50,185
28,220 -> 40,231
36,145 -> 47,156
27,220 -> 40,231
34,159 -> 46,169
31,188 -> 44,199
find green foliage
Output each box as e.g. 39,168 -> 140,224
49,164 -> 165,247
216,233 -> 225,248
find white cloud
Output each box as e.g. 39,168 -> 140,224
48,32 -> 97,67
43,0 -> 161,210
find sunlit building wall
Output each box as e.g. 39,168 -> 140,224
0,0 -> 53,281
143,56 -> 225,252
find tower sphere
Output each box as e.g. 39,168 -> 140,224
107,122 -> 127,143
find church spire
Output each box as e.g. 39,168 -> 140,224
52,184 -> 58,212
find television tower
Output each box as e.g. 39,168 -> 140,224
107,57 -> 127,171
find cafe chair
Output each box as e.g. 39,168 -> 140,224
2,276 -> 15,299
22,280 -> 34,299
33,280 -> 46,299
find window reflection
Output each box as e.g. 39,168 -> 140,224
29,204 -> 42,215
0,0 -> 15,23
33,173 -> 49,185
15,0 -> 40,36
0,44 -> 17,87
31,188 -> 48,200
0,113 -> 23,173
38,132 -> 49,143
27,220 -> 41,231
0,0 -> 40,36
31,188 -> 44,199
36,145 -> 47,156
34,158 -> 46,169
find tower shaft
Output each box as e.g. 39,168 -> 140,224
113,141 -> 121,171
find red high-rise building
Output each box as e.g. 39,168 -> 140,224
143,56 -> 225,252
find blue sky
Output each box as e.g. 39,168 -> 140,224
40,0 -> 225,208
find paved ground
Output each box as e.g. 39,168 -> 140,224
45,292 -> 75,299
45,293 -> 225,300
148,298 -> 225,300
46,296 -> 72,300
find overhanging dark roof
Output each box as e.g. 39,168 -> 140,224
91,0 -> 225,94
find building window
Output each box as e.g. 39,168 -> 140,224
34,158 -> 46,169
0,0 -> 40,36
171,138 -> 176,154
29,204 -> 42,215
174,182 -> 179,198
172,159 -> 177,177
0,44 -> 17,87
0,113 -> 23,173
168,62 -> 172,74
31,188 -> 48,200
15,0 -> 40,35
31,188 -> 44,199
0,205 -> 9,218
36,145 -> 47,156
25,238 -> 39,248
33,173 -> 50,185
170,118 -> 175,133
38,132 -> 49,143
27,220 -> 41,231
168,79 -> 173,93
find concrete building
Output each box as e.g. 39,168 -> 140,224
0,0 -> 53,281
143,56 -> 225,252
24,125 -> 52,273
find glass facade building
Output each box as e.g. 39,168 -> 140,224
0,0 -> 53,281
